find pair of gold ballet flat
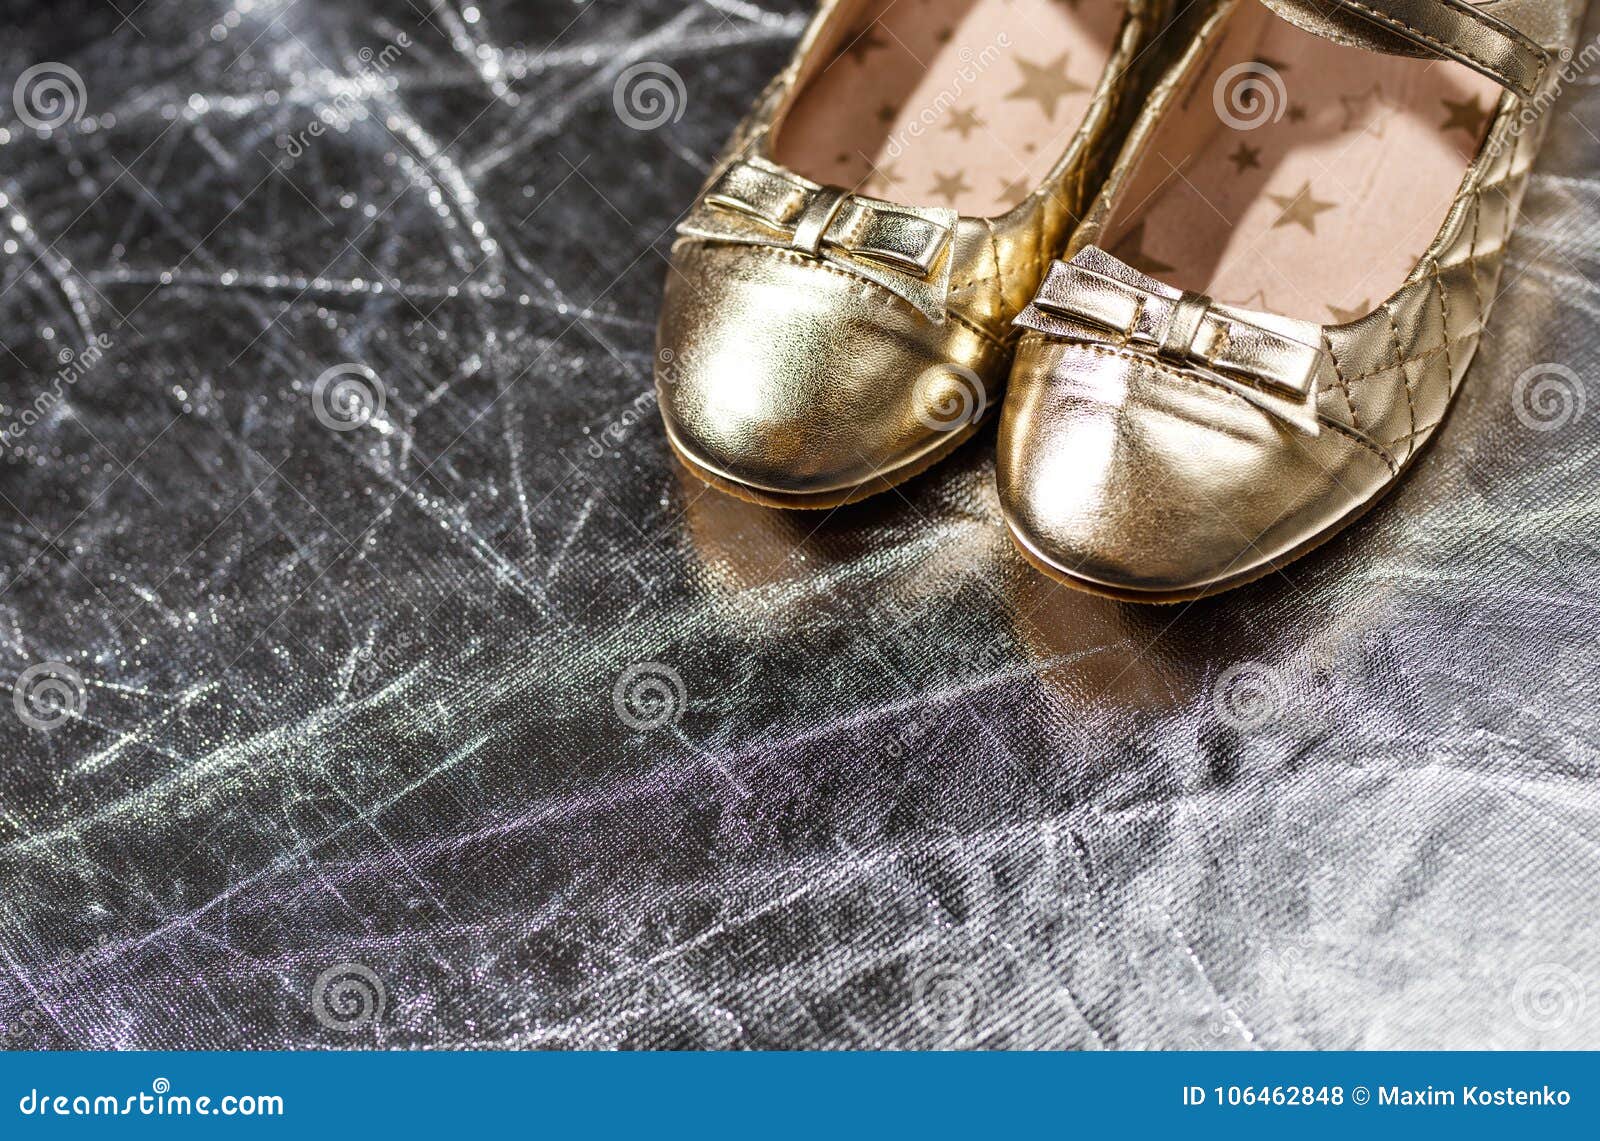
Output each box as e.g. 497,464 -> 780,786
655,0 -> 1584,602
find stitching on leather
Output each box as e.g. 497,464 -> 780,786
937,1 -> 1128,305
1339,330 -> 1471,394
948,226 -> 1054,331
948,273 -> 999,295
1432,259 -> 1460,397
1380,298 -> 1418,460
946,308 -> 1011,351
1320,417 -> 1400,473
1266,182 -> 1514,400
681,239 -> 919,315
1334,0 -> 1534,91
944,223 -> 1006,322
1386,418 -> 1445,447
681,240 -> 1014,365
1327,337 -> 1362,432
1341,239 -> 1505,388
1032,339 -> 1397,470
982,219 -> 1005,311
1464,195 -> 1491,337
944,132 -> 1094,314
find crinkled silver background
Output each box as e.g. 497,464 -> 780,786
0,0 -> 1596,1050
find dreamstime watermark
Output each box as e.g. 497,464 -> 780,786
910,961 -> 982,1039
2,931 -> 123,1048
585,387 -> 652,457
277,33 -> 410,158
354,623 -> 431,686
1512,962 -> 1586,1033
1211,661 -> 1288,731
881,705 -> 945,760
311,363 -> 387,431
11,62 -> 86,131
1213,62 -> 1287,131
613,62 -> 687,131
0,334 -> 113,447
611,662 -> 686,731
1182,932 -> 1319,1048
1490,37 -> 1600,157
578,345 -> 690,460
12,661 -> 86,731
17,1078 -> 283,1118
913,363 -> 986,432
585,391 -> 658,459
884,33 -> 1011,160
656,346 -> 689,389
1512,363 -> 1586,432
311,962 -> 387,1033
561,340 -> 707,470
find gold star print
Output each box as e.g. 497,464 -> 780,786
1327,299 -> 1370,323
945,107 -> 988,139
1004,52 -> 1089,121
1339,84 -> 1392,136
930,170 -> 973,205
869,161 -> 903,190
934,26 -> 954,45
1286,103 -> 1308,123
877,103 -> 898,124
1268,180 -> 1337,233
1228,143 -> 1261,173
1114,220 -> 1173,276
843,25 -> 888,64
998,174 -> 1032,203
1441,94 -> 1490,137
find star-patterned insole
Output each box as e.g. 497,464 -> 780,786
1101,0 -> 1502,324
774,0 -> 1125,217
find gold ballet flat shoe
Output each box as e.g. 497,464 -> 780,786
656,0 -> 1171,509
999,0 -> 1586,599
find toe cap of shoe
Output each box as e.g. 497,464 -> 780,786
656,242 -> 1001,498
997,337 -> 1386,597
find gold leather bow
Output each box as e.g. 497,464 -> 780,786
677,157 -> 957,321
1014,246 -> 1328,436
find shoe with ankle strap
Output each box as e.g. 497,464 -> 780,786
999,0 -> 1586,599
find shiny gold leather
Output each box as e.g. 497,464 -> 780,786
1020,247 -> 1327,434
655,0 -> 1168,508
999,0 -> 1587,601
1257,0 -> 1557,97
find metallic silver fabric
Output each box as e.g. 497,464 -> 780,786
0,0 -> 1596,1050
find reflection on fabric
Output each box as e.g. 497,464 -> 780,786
0,0 -> 1595,1049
